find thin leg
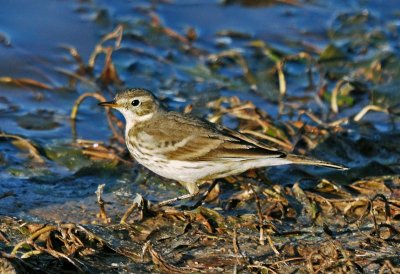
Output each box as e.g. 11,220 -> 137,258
155,193 -> 197,207
190,180 -> 218,209
155,180 -> 218,209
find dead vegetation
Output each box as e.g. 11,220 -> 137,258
1,2 -> 400,273
1,174 -> 400,273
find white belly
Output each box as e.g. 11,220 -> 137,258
125,130 -> 292,183
127,140 -> 290,183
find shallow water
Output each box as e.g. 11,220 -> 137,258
0,0 -> 399,223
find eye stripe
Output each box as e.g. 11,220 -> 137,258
136,101 -> 155,116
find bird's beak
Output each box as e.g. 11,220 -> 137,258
98,100 -> 119,108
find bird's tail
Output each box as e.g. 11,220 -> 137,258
286,154 -> 348,170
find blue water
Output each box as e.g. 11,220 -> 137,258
0,0 -> 399,221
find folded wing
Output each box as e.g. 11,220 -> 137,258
141,112 -> 286,161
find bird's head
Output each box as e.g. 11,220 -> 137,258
99,88 -> 161,124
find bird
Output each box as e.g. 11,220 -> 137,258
99,88 -> 347,205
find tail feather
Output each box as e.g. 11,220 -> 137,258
286,154 -> 348,170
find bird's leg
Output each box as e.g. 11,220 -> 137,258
156,193 -> 197,207
155,180 -> 219,209
190,180 -> 218,209
155,181 -> 199,207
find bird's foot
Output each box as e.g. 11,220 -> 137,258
155,193 -> 197,208
154,180 -> 219,210
183,180 -> 219,210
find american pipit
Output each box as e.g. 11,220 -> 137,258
99,88 -> 347,205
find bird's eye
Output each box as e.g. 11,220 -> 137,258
131,99 -> 141,107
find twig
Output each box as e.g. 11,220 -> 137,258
247,257 -> 304,273
120,203 -> 138,224
353,105 -> 388,122
100,25 -> 123,48
240,130 -> 293,151
59,45 -> 86,72
88,25 -> 124,69
0,76 -> 53,90
95,184 -> 110,224
70,92 -> 106,120
120,194 -> 146,224
141,240 -> 151,262
32,241 -> 86,272
379,260 -> 400,274
11,225 -> 57,256
297,110 -> 328,127
147,243 -> 198,273
0,191 -> 15,200
0,133 -> 45,164
70,92 -> 124,144
20,250 -> 42,259
371,194 -> 392,225
331,80 -> 347,114
276,61 -> 286,97
149,12 -> 189,44
54,68 -> 98,89
250,183 -> 280,254
232,226 -> 241,265
248,184 -> 265,246
0,230 -> 10,244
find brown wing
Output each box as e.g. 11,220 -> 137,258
140,112 -> 286,161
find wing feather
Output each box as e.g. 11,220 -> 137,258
140,112 -> 286,161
